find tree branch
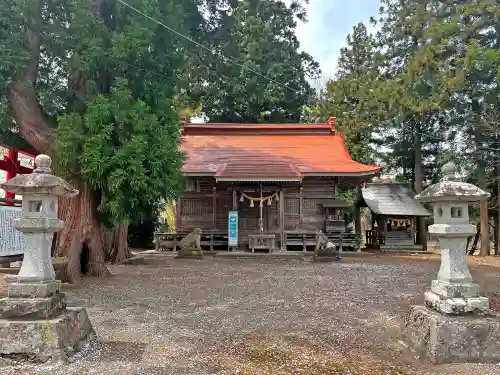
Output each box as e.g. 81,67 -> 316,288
7,0 -> 55,153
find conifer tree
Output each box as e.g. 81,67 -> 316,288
0,0 -> 201,280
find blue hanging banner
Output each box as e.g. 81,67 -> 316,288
228,210 -> 238,247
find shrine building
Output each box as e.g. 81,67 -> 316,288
169,118 -> 382,252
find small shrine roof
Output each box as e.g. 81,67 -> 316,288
180,121 -> 380,181
361,182 -> 431,217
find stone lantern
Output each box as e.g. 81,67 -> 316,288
403,162 -> 500,364
5,154 -> 77,283
0,154 -> 95,364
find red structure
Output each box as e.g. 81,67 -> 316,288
0,146 -> 36,205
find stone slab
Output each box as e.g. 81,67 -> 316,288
7,280 -> 61,298
175,249 -> 204,259
122,256 -> 146,265
0,307 -> 95,364
0,293 -> 66,319
214,251 -> 306,260
430,279 -> 480,299
403,305 -> 500,364
313,255 -> 340,262
425,290 -> 490,315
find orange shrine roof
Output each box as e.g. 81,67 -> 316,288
180,119 -> 380,182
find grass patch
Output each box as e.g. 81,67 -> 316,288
215,337 -> 410,375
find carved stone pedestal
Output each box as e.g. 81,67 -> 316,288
175,247 -> 204,259
403,305 -> 500,364
313,232 -> 340,262
0,280 -> 95,364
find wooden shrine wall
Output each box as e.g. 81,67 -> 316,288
177,177 -> 337,238
177,179 -> 232,232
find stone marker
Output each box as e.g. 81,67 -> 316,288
0,154 -> 95,364
403,162 -> 500,364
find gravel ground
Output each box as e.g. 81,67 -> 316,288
3,255 -> 500,375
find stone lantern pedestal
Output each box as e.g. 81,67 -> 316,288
0,155 -> 95,364
403,163 -> 500,364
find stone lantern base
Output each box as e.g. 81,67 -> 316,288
403,305 -> 500,364
0,279 -> 95,364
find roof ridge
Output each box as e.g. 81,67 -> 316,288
181,122 -> 336,136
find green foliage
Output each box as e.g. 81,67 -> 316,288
309,0 -> 500,206
55,80 -> 183,225
0,0 -> 202,228
192,0 -> 319,123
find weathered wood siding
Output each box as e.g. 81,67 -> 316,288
300,179 -> 336,232
177,177 -> 337,243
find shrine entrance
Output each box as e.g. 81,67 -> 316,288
235,184 -> 281,252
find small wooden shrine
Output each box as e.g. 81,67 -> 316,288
359,179 -> 431,251
157,119 -> 381,252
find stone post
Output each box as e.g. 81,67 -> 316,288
403,162 -> 500,364
0,155 -> 95,364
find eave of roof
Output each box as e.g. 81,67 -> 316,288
181,122 -> 381,179
361,183 -> 431,217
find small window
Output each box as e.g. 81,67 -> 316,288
29,200 -> 43,212
451,207 -> 462,218
437,207 -> 443,217
185,179 -> 200,192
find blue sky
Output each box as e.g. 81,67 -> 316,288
295,0 -> 381,79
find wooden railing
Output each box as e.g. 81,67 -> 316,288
365,229 -> 384,246
284,231 -> 360,252
154,231 -> 228,251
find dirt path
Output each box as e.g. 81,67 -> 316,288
1,254 -> 499,375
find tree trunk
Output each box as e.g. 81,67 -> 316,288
475,122 -> 490,256
100,191 -> 131,263
468,222 -> 481,255
53,184 -> 111,283
413,120 -> 427,250
496,157 -> 500,256
102,223 -> 131,263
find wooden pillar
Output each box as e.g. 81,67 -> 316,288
299,186 -> 303,228
232,189 -> 237,210
410,217 -> 416,245
212,186 -> 217,230
334,177 -> 339,196
354,185 -> 362,235
382,215 -> 388,245
279,189 -> 285,250
176,198 -> 182,232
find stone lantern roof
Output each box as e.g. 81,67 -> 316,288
0,154 -> 78,197
415,162 -> 490,203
